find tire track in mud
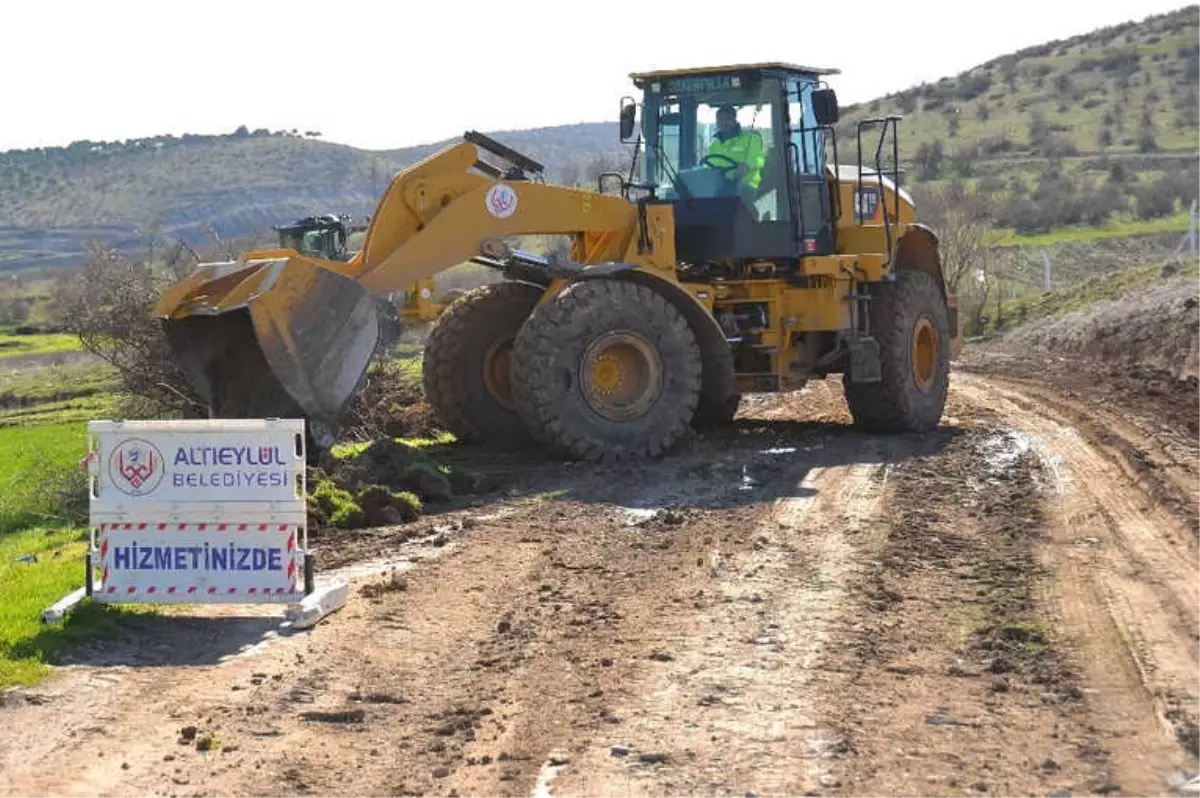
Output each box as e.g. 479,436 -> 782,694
958,367 -> 1199,534
808,422 -> 1128,797
952,373 -> 1200,790
545,438 -> 903,798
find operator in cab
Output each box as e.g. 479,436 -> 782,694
707,103 -> 765,191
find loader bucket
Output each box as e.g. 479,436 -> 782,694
159,256 -> 380,447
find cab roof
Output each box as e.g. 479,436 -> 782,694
630,62 -> 840,84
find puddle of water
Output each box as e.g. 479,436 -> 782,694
532,752 -> 569,798
980,429 -> 1034,475
980,427 -> 1075,495
740,465 -> 760,491
620,508 -> 661,526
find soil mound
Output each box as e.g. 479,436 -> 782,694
1001,273 -> 1199,382
306,438 -> 483,533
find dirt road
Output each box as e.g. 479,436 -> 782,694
1,355 -> 1196,798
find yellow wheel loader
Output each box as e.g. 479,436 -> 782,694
154,62 -> 961,461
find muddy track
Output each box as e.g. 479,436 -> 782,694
954,374 -> 1200,779
0,360 -> 1196,798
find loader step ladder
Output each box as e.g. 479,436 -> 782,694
854,115 -> 902,262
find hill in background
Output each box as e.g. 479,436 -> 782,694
0,125 -> 628,272
0,4 -> 1196,273
838,4 -> 1198,233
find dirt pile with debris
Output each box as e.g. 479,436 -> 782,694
339,360 -> 439,442
999,272 -> 1199,382
306,438 -> 487,534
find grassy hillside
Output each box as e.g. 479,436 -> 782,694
0,124 -> 628,271
839,5 -> 1199,234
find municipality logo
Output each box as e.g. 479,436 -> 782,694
109,438 -> 165,496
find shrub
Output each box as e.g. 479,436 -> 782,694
1003,197 -> 1049,235
309,479 -> 364,530
1186,55 -> 1200,85
956,73 -> 993,101
1081,183 -> 1125,225
51,241 -> 206,420
1076,49 -> 1141,76
1133,179 -> 1178,220
914,140 -> 945,181
1137,111 -> 1160,153
976,176 -> 1006,195
1027,111 -> 1050,149
1037,134 -> 1078,158
978,135 -> 1016,156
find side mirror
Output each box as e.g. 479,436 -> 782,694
812,88 -> 839,126
619,98 -> 637,142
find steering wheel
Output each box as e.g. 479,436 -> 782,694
701,153 -> 742,181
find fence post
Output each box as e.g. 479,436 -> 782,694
1190,199 -> 1198,257
1042,250 -> 1052,292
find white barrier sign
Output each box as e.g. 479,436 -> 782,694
96,522 -> 303,603
82,419 -> 312,608
90,420 -> 304,507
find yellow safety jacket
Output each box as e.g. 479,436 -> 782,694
708,129 -> 765,189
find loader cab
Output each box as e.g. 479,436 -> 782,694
629,63 -> 840,266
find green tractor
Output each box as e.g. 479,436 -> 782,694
273,213 -> 368,262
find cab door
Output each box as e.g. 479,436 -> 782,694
787,78 -> 835,255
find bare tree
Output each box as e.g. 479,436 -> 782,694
917,182 -> 996,293
0,276 -> 29,326
970,246 -> 1024,334
52,240 -> 207,418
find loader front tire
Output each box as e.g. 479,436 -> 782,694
844,270 -> 950,432
422,281 -> 543,446
510,279 -> 702,462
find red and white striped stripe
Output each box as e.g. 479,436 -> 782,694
97,522 -> 292,532
103,585 -> 295,595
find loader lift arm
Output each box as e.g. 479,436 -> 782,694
154,134 -> 674,447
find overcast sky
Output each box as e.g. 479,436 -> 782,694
3,0 -> 1191,153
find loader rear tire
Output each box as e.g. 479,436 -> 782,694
691,341 -> 740,428
843,270 -> 950,432
510,279 -> 702,462
422,281 -> 543,446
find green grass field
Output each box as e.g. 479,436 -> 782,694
0,526 -> 137,687
0,359 -> 119,427
0,423 -> 89,535
990,210 -> 1193,247
0,333 -> 82,359
0,422 -> 146,687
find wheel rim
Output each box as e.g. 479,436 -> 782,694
580,331 -> 663,421
911,316 -> 939,391
482,338 -> 515,410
